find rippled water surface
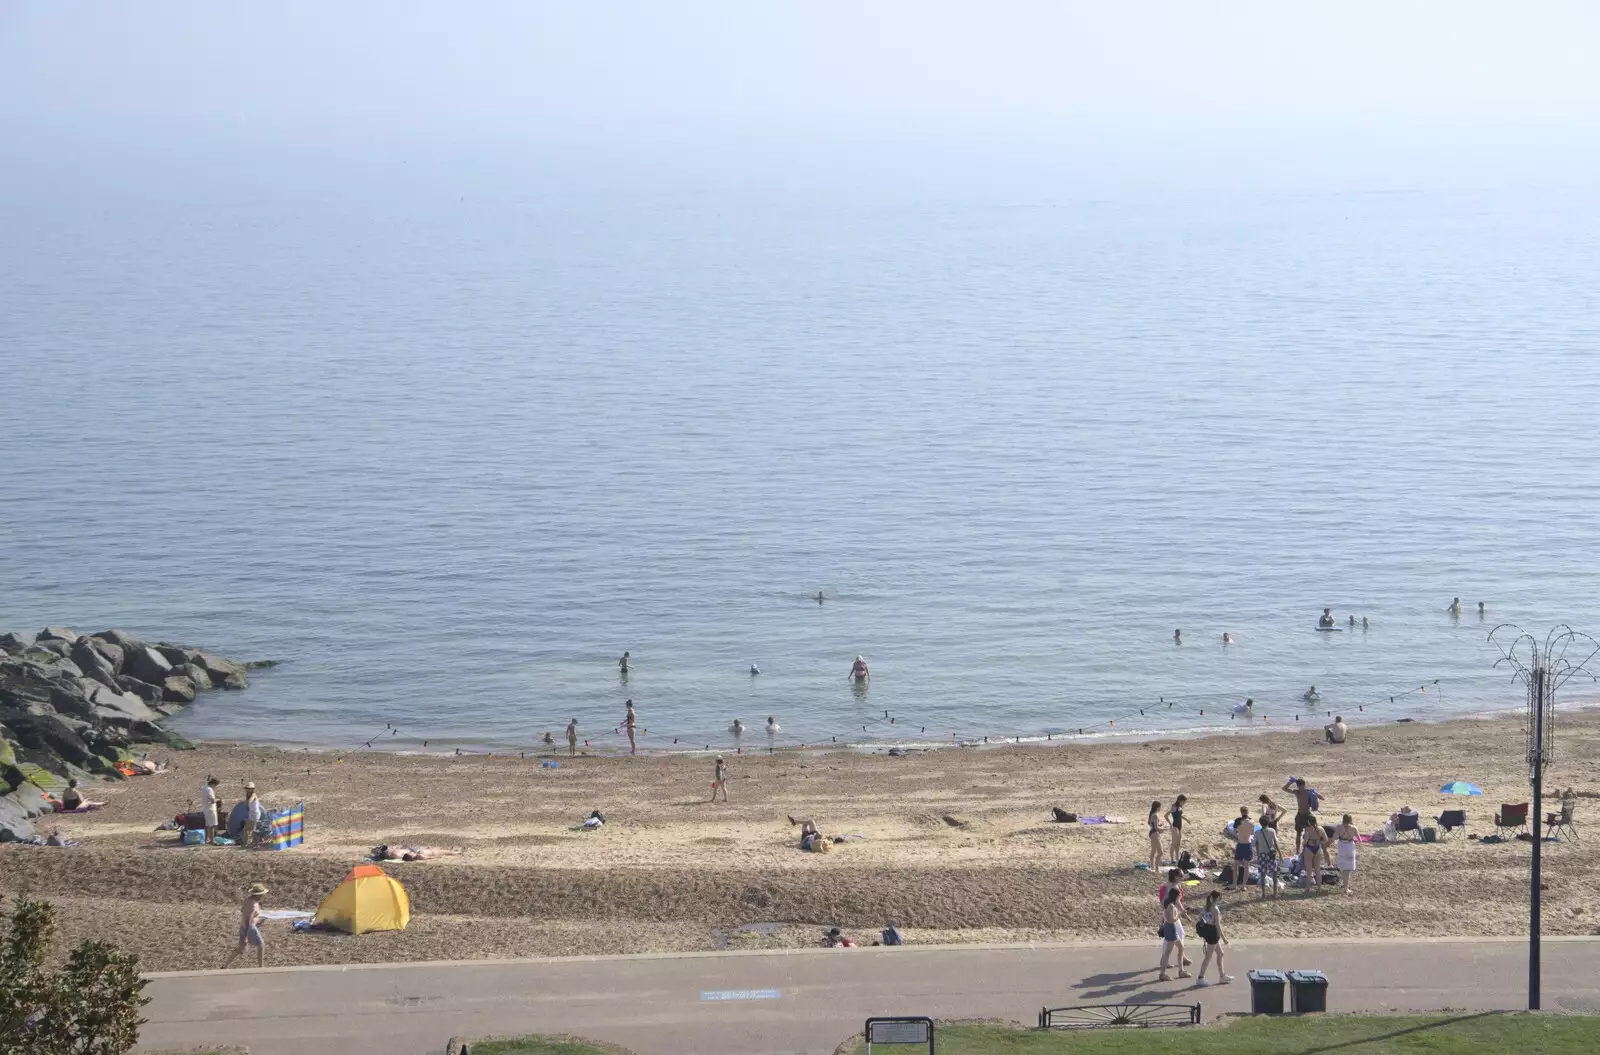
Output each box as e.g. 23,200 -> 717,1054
3,180 -> 1597,750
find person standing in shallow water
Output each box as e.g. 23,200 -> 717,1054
618,651 -> 630,676
621,700 -> 637,755
848,655 -> 870,683
566,718 -> 579,757
1173,629 -> 1182,645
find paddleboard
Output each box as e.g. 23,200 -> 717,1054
1315,627 -> 1343,632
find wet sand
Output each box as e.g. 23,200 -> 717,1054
3,709 -> 1598,971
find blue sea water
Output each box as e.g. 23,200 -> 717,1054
3,171 -> 1598,751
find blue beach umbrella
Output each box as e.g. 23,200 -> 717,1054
1439,781 -> 1483,796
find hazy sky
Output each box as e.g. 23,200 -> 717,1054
3,2 -> 1598,188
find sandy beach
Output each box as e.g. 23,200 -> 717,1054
3,710 -> 1597,971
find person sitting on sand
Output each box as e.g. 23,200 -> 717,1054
823,926 -> 855,948
581,810 -> 605,830
848,655 -> 870,683
1325,715 -> 1347,744
59,779 -> 105,812
1319,608 -> 1335,628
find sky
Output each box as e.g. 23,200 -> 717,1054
3,2 -> 1598,189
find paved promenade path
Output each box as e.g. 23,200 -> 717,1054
142,937 -> 1600,1054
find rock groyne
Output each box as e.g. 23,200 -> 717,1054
0,626 -> 260,841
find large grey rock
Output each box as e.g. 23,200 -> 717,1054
37,626 -> 78,643
71,640 -> 120,689
89,685 -> 159,725
0,631 -> 36,652
219,670 -> 249,690
0,793 -> 36,843
92,629 -> 143,650
124,645 -> 174,684
32,637 -> 74,658
193,650 -> 247,682
156,643 -> 199,667
115,675 -> 163,704
161,675 -> 197,704
18,649 -> 83,680
89,638 -> 125,673
174,663 -> 212,691
5,711 -> 96,769
1,666 -> 57,708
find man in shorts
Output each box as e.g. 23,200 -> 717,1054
224,883 -> 269,968
1252,820 -> 1281,899
1284,777 -> 1315,853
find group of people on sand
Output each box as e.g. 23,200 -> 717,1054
196,775 -> 266,848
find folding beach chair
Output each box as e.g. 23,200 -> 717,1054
1435,809 -> 1468,839
1393,813 -> 1422,842
1545,803 -> 1578,842
1494,803 -> 1529,836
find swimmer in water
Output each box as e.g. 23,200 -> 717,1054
750,664 -> 760,676
766,716 -> 780,738
1318,608 -> 1335,628
1233,697 -> 1254,717
1348,614 -> 1356,627
1173,629 -> 1182,645
618,651 -> 631,675
815,591 -> 825,604
730,718 -> 745,743
1222,633 -> 1232,645
848,655 -> 870,683
1361,616 -> 1369,630
1447,597 -> 1461,616
1478,601 -> 1487,618
1302,685 -> 1321,703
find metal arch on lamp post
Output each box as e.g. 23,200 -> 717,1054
1489,623 -> 1600,1011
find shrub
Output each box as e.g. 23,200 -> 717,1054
0,897 -> 149,1055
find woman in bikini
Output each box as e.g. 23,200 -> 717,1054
1147,801 -> 1166,871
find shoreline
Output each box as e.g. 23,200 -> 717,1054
178,697 -> 1594,760
5,707 -> 1597,972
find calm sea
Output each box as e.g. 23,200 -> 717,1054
4,171 -> 1598,751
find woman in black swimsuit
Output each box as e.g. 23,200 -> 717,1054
1166,795 -> 1187,865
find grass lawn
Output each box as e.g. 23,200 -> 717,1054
466,1036 -> 633,1054
849,1013 -> 1600,1054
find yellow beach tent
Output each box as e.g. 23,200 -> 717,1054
314,864 -> 411,934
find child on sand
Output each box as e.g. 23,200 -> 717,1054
223,883 -> 269,969
710,755 -> 728,802
1193,890 -> 1233,986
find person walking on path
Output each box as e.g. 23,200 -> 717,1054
1156,887 -> 1190,982
1252,817 -> 1281,900
1192,890 -> 1233,986
1334,813 -> 1359,893
621,700 -> 637,755
223,883 -> 269,968
1147,801 -> 1167,871
1166,795 -> 1187,865
710,755 -> 729,802
566,718 -> 579,758
201,776 -> 221,845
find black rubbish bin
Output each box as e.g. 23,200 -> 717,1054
1247,969 -> 1287,1014
1287,970 -> 1329,1012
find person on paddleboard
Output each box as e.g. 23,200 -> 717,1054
1318,608 -> 1335,629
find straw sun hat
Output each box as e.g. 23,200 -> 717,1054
247,883 -> 269,897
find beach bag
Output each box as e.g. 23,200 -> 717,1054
882,926 -> 904,946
